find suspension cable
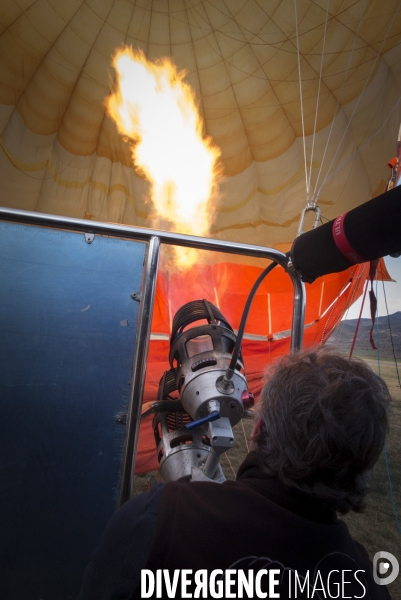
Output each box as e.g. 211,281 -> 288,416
311,0 -> 369,204
294,0 -> 309,202
349,277 -> 368,359
332,266 -> 365,346
384,445 -> 401,534
308,0 -> 330,198
316,1 -> 401,198
314,96 -> 401,198
382,278 -> 401,388
241,419 -> 249,454
375,279 -> 401,535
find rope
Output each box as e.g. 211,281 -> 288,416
332,266 -> 365,346
376,277 -> 381,368
224,452 -> 236,478
349,278 -> 368,359
241,418 -> 249,454
314,96 -> 401,199
384,445 -> 401,534
293,0 -> 309,201
382,278 -> 401,388
311,0 -> 369,204
316,1 -> 401,199
308,0 -> 330,198
374,279 -> 401,535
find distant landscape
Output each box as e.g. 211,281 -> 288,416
329,311 -> 401,361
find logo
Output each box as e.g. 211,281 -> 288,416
373,552 -> 399,585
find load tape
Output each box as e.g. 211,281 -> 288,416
290,185 -> 401,283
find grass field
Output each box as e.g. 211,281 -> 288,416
341,359 -> 401,599
133,357 -> 401,598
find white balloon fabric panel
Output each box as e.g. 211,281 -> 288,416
0,0 -> 400,247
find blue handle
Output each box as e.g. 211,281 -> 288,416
185,410 -> 220,431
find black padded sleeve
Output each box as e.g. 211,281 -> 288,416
76,482 -> 163,600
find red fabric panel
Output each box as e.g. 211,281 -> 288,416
134,259 -> 390,474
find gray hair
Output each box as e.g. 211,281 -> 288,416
253,347 -> 391,513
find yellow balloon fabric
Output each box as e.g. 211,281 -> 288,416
0,0 -> 400,247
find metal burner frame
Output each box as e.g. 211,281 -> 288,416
0,206 -> 305,505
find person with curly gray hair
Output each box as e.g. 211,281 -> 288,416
252,347 -> 391,514
78,347 -> 393,600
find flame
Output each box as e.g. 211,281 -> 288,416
107,47 -> 220,267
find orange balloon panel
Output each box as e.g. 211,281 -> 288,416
151,260 -> 368,336
134,260 -> 390,473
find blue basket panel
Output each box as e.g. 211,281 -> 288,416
0,222 -> 146,600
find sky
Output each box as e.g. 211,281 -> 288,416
343,255 -> 401,319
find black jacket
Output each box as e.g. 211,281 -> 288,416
78,453 -> 391,600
